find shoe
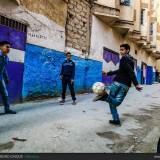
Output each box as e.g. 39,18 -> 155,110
59,100 -> 65,105
93,92 -> 108,102
5,110 -> 16,114
72,100 -> 77,105
109,120 -> 121,126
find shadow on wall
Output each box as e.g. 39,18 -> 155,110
22,44 -> 102,100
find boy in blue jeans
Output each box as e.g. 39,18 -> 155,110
0,41 -> 16,114
93,44 -> 142,126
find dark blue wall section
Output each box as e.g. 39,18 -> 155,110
22,44 -> 102,99
136,66 -> 141,84
146,66 -> 153,85
6,62 -> 24,103
0,25 -> 26,51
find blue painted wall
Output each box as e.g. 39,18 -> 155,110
22,44 -> 102,99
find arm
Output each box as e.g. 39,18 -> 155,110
121,57 -> 138,86
60,63 -> 64,76
107,70 -> 119,76
3,67 -> 9,83
0,57 -> 4,80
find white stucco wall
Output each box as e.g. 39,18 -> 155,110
90,16 -> 123,62
96,0 -> 116,8
0,0 -> 65,52
141,9 -> 148,37
90,15 -> 156,68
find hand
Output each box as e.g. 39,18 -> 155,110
102,71 -> 107,76
136,85 -> 143,92
71,79 -> 74,84
60,75 -> 63,80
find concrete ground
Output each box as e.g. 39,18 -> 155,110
0,84 -> 160,153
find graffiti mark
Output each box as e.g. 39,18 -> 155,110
28,32 -> 47,40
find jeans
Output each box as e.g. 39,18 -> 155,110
106,82 -> 129,121
62,77 -> 76,101
0,80 -> 10,112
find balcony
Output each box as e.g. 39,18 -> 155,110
112,19 -> 134,35
135,36 -> 147,46
93,2 -> 120,25
93,1 -> 134,35
128,30 -> 141,41
153,51 -> 160,59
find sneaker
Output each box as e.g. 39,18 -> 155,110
72,100 -> 77,105
59,100 -> 65,105
109,120 -> 121,126
5,110 -> 16,114
93,92 -> 108,102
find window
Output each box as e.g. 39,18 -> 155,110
120,0 -> 131,6
141,9 -> 145,25
150,23 -> 153,35
0,15 -> 27,32
151,0 -> 154,8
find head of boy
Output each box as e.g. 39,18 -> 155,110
66,52 -> 72,61
0,41 -> 11,56
120,44 -> 130,56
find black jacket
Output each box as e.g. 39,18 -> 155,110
60,60 -> 75,79
107,54 -> 138,87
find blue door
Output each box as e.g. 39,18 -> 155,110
0,21 -> 27,103
146,66 -> 153,85
102,48 -> 119,85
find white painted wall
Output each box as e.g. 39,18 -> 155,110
90,15 -> 156,69
120,6 -> 134,22
9,48 -> 25,63
96,0 -> 116,8
0,0 -> 65,52
90,16 -> 123,62
134,0 -> 141,31
141,9 -> 148,37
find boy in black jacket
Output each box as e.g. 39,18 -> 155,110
93,44 -> 142,126
60,52 -> 76,105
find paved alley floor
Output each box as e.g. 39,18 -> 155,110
0,84 -> 160,153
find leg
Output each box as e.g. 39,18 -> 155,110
68,80 -> 76,101
157,138 -> 160,153
109,103 -> 119,121
106,83 -> 128,107
0,80 -> 10,112
61,79 -> 67,101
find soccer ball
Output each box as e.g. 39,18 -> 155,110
92,82 -> 105,95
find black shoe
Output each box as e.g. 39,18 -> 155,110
72,100 -> 77,105
109,120 -> 121,126
93,92 -> 108,102
5,110 -> 16,114
59,100 -> 65,105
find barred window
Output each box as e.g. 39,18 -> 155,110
141,9 -> 145,25
120,0 -> 131,6
0,15 -> 27,32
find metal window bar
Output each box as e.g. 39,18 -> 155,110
0,15 -> 27,33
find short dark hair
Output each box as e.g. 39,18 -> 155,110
0,41 -> 11,47
120,44 -> 130,52
66,52 -> 71,56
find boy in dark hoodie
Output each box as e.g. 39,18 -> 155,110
60,52 -> 76,105
93,44 -> 142,126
